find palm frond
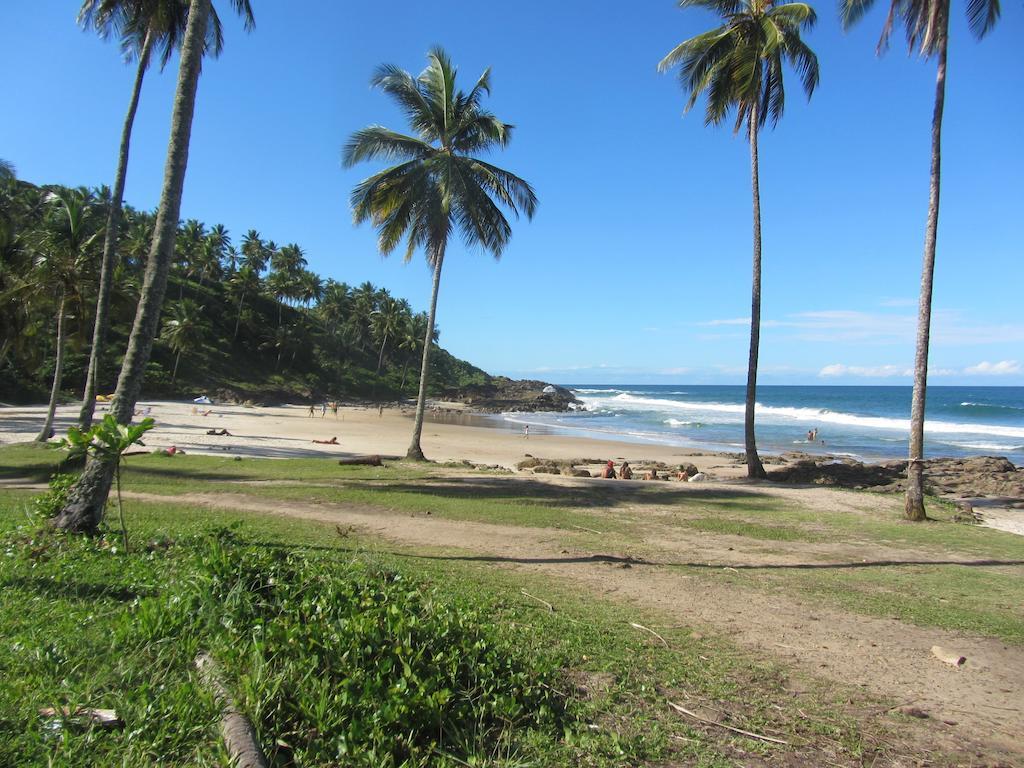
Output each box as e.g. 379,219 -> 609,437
342,126 -> 436,167
965,0 -> 1000,38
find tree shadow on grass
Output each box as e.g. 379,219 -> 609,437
239,539 -> 1024,572
375,476 -> 780,512
1,575 -> 156,602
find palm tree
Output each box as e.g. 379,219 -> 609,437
30,189 -> 102,441
0,160 -> 14,183
229,263 -> 261,339
659,0 -> 819,479
344,48 -> 537,459
76,0 -> 246,429
56,0 -> 254,534
161,298 -> 206,383
265,269 -> 294,326
372,296 -> 410,374
841,0 -> 1000,521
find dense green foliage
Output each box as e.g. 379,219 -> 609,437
0,178 -> 488,405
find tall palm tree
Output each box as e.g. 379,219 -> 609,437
229,263 -> 261,339
344,48 -> 537,460
76,0 -> 248,429
841,0 -> 1000,521
30,190 -> 102,441
659,0 -> 819,479
56,0 -> 253,534
161,298 -> 206,383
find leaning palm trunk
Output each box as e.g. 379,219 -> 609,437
407,252 -> 444,460
37,293 -> 68,442
906,22 -> 949,522
54,0 -> 210,533
744,106 -> 767,479
79,31 -> 155,430
233,288 -> 246,339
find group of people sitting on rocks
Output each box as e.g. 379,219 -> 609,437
600,461 -> 701,482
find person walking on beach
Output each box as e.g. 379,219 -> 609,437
321,402 -> 327,418
523,425 -> 529,439
308,404 -> 315,417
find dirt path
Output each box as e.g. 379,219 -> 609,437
123,487 -> 1024,762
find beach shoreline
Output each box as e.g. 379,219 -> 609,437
3,398 -> 1022,534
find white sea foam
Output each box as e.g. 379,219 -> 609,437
664,418 -> 700,427
574,393 -> 1024,439
960,401 -> 1024,411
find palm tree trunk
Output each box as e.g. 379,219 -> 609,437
234,288 -> 246,339
376,332 -> 388,374
407,251 -> 445,460
54,0 -> 210,534
905,21 -> 948,522
744,107 -> 767,479
172,348 -> 181,384
400,357 -> 411,392
37,293 -> 67,442
79,30 -> 155,430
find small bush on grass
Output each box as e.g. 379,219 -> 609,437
30,473 -> 78,520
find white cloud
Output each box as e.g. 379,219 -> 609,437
964,360 -> 1021,376
819,364 -> 912,378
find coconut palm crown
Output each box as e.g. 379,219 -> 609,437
343,47 -> 537,459
840,0 -> 999,54
659,0 -> 819,480
658,0 -> 819,131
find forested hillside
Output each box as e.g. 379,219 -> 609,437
0,178 -> 489,405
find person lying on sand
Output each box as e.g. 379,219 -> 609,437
206,428 -> 231,436
619,461 -> 633,480
600,461 -> 616,479
164,445 -> 184,456
312,436 -> 339,445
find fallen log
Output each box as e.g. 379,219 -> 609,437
195,653 -> 268,768
338,455 -> 383,467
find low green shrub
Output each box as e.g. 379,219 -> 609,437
141,532 -> 567,766
30,472 -> 78,520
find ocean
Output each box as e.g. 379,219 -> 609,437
496,385 -> 1024,466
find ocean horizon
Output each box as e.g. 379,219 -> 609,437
496,385 -> 1024,466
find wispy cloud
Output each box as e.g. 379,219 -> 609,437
696,317 -> 751,327
819,364 -> 912,378
964,360 -> 1021,376
878,297 -> 917,308
697,309 -> 1024,347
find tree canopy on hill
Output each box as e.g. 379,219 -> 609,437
0,178 -> 489,405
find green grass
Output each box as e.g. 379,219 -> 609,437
0,486 -> 910,767
677,516 -> 826,542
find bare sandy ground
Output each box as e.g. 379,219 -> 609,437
0,400 -> 749,478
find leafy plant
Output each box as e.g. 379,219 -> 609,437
30,472 -> 79,520
59,415 -> 154,551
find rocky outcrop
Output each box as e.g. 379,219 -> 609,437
442,377 -> 580,412
768,455 -> 1024,498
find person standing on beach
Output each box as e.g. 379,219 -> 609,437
524,425 -> 529,439
308,404 -> 315,417
321,402 -> 327,418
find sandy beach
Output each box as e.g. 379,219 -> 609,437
0,400 -> 749,479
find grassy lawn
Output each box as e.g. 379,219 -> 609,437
0,488 -> 894,767
1,444 -> 1023,764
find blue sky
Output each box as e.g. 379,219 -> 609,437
3,1 -> 1021,386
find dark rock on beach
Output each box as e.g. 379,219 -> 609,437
441,377 -> 581,413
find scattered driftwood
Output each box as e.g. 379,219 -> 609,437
931,645 -> 967,668
572,524 -> 603,535
338,455 -> 383,466
38,707 -> 123,729
667,700 -> 790,746
629,622 -> 669,648
195,653 -> 269,768
521,589 -> 554,612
